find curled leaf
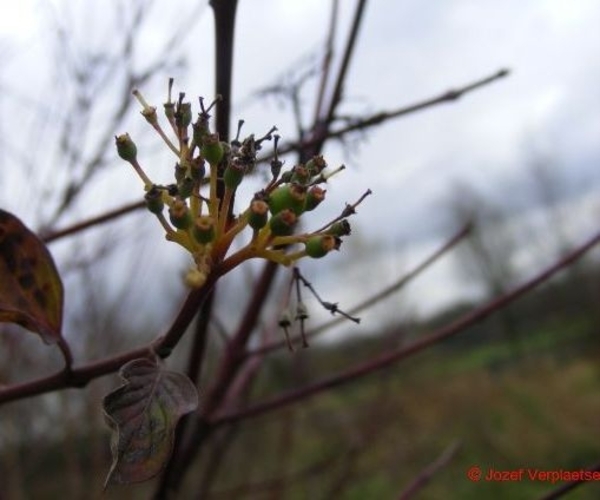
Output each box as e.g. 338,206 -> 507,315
102,358 -> 199,486
0,209 -> 63,343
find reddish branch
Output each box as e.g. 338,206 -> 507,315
272,68 -> 510,159
0,273 -> 216,405
538,459 -> 600,500
312,0 -> 339,125
41,200 -> 145,243
322,0 -> 367,126
209,228 -> 600,426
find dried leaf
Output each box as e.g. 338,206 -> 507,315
0,209 -> 63,343
103,358 -> 199,486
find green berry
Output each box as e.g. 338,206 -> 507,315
201,133 -> 224,165
249,199 -> 269,230
305,186 -> 326,211
269,209 -> 297,236
169,199 -> 192,230
305,235 -> 337,258
291,165 -> 310,184
175,101 -> 192,129
144,186 -> 164,214
223,158 -> 245,190
193,216 -> 215,244
325,219 -> 351,237
268,184 -> 306,216
305,155 -> 327,177
177,177 -> 194,199
115,133 -> 137,162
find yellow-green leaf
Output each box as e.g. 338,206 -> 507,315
103,358 -> 199,487
0,209 -> 64,343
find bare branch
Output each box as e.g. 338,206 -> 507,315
538,459 -> 600,500
0,273 -> 217,405
312,0 -> 339,125
322,0 -> 368,127
397,440 -> 462,500
41,200 -> 145,243
270,68 -> 510,160
304,0 -> 368,159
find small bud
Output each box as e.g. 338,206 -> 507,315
174,163 -> 186,183
175,101 -> 192,129
177,177 -> 194,199
269,209 -> 297,236
248,199 -> 269,230
268,184 -> 306,216
193,115 -> 209,146
280,170 -> 294,183
305,234 -> 337,258
278,307 -> 294,351
270,159 -> 282,180
296,301 -> 309,320
278,308 -> 292,328
185,267 -> 206,288
193,216 -> 215,244
144,186 -> 164,214
223,157 -> 245,190
305,155 -> 327,177
304,186 -> 326,211
140,106 -> 158,125
164,102 -> 175,122
291,165 -> 310,184
115,133 -> 137,162
169,199 -> 193,229
190,157 -> 206,181
201,133 -> 224,165
325,219 -> 351,237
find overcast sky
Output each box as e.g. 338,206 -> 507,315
1,1 -> 599,329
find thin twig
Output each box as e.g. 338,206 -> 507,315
209,227 -> 600,426
313,0 -> 339,125
397,440 -> 462,500
41,200 -> 145,243
248,222 -> 471,357
322,0 -> 368,128
266,68 -> 510,160
0,273 -> 216,405
538,460 -> 600,500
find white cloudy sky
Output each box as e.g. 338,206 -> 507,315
1,1 -> 599,331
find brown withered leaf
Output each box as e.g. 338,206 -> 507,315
0,209 -> 63,343
103,358 -> 199,487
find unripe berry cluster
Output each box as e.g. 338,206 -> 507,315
115,80 -> 369,288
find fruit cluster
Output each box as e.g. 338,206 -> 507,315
115,80 -> 367,288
